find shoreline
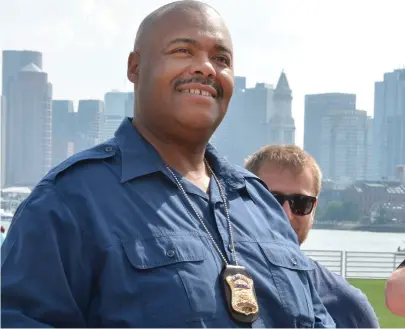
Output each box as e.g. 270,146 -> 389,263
2,220 -> 404,233
312,222 -> 405,233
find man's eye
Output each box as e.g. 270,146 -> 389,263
215,56 -> 230,65
174,48 -> 190,54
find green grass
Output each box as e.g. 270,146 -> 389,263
348,279 -> 405,328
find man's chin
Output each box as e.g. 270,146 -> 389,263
297,231 -> 310,246
174,110 -> 223,130
298,232 -> 309,245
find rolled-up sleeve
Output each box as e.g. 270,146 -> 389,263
1,183 -> 91,328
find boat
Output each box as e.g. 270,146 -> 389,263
0,208 -> 14,221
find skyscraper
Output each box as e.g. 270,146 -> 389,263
212,71 -> 295,165
75,100 -> 104,153
234,76 -> 247,91
1,50 -> 44,187
240,72 -> 295,161
304,93 -> 356,163
52,100 -> 75,166
319,109 -> 372,183
126,92 -> 135,118
7,63 -> 52,187
373,69 -> 405,180
211,76 -> 246,164
2,50 -> 43,98
239,82 -> 273,163
268,71 -> 295,145
104,90 -> 133,116
102,91 -> 134,141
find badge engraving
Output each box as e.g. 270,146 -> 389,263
225,273 -> 259,316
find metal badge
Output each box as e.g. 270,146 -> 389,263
222,265 -> 259,323
226,273 -> 259,315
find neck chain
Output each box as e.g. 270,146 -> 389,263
166,159 -> 238,266
166,159 -> 259,323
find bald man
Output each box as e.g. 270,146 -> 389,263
1,1 -> 335,327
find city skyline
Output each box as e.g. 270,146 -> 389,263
2,48 -> 403,186
2,50 -> 405,182
1,0 -> 405,146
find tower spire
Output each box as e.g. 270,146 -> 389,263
275,70 -> 291,93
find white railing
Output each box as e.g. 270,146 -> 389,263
303,250 -> 344,276
302,250 -> 404,279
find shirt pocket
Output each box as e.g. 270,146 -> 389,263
258,242 -> 316,327
122,234 -> 220,326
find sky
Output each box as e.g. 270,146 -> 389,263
1,0 -> 404,146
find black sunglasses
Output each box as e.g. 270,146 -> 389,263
271,192 -> 317,216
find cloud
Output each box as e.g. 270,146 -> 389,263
1,0 -> 404,146
0,0 -> 124,51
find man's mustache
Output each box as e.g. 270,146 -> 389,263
174,77 -> 223,98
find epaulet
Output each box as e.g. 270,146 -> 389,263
42,138 -> 118,183
233,165 -> 269,190
233,165 -> 260,179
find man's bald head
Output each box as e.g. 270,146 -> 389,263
134,1 -> 222,52
128,0 -> 234,146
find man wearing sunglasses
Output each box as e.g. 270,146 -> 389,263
245,145 -> 379,328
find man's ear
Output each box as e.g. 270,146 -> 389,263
312,198 -> 319,214
127,51 -> 140,83
311,199 -> 319,221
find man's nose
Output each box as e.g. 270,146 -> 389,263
191,55 -> 216,78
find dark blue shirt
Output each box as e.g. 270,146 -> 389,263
309,260 -> 379,328
1,118 -> 335,328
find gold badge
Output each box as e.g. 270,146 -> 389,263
225,273 -> 259,316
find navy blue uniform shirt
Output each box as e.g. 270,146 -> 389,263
1,118 -> 335,328
309,260 -> 379,328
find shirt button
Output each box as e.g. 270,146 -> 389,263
291,257 -> 298,266
105,146 -> 113,152
228,243 -> 233,252
166,249 -> 175,258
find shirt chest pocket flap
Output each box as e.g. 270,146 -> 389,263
259,242 -> 314,271
259,242 -> 316,324
123,235 -> 220,324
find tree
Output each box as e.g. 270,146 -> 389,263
344,202 -> 361,222
318,201 -> 361,222
322,201 -> 346,222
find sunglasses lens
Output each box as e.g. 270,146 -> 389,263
290,196 -> 315,216
271,193 -> 316,216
